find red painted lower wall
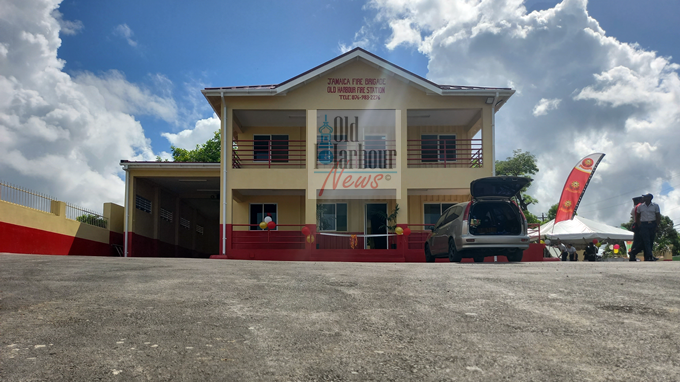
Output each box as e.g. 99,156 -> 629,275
0,221 -> 109,256
127,232 -> 210,258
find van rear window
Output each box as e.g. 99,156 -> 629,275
469,202 -> 522,235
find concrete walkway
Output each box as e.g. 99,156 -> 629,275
1,254 -> 679,381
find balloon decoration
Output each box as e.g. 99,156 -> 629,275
301,226 -> 311,236
267,221 -> 276,230
545,239 -> 551,246
395,227 -> 404,235
264,216 -> 272,223
593,239 -> 598,244
609,244 -> 614,250
259,221 -> 267,230
613,244 -> 620,254
403,227 -> 411,236
306,235 -> 315,243
540,240 -> 545,244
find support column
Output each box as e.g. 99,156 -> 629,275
396,109 -> 408,225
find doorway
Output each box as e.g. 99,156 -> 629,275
365,203 -> 388,249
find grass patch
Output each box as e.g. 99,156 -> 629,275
673,256 -> 680,261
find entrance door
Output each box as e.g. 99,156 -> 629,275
365,203 -> 388,249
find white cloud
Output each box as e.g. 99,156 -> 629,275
114,23 -> 138,47
0,0 -> 178,210
360,0 -> 680,226
52,10 -> 83,35
532,98 -> 561,116
162,115 -> 220,150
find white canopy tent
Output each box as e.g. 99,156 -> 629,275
531,216 -> 634,243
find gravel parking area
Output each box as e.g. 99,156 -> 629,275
1,254 -> 679,381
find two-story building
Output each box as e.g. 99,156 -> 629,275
121,48 -> 514,261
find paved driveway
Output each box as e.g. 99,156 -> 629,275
1,254 -> 679,381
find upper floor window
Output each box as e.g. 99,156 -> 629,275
254,135 -> 289,163
421,134 -> 456,163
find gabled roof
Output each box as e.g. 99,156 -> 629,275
202,47 -> 514,98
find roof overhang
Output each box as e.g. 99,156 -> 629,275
120,161 -> 221,171
202,48 -> 515,114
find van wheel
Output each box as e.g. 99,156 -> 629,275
448,239 -> 462,262
507,250 -> 524,262
424,245 -> 435,263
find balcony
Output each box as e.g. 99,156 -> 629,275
233,138 -> 306,169
407,137 -> 482,168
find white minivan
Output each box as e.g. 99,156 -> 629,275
424,176 -> 531,262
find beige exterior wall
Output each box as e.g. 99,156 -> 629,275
0,200 -> 113,244
219,59 -> 495,227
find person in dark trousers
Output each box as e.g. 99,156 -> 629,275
628,196 -> 644,261
584,242 -> 598,261
635,193 -> 661,261
566,243 -> 577,261
557,240 -> 567,261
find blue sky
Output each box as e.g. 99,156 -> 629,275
2,0 -> 680,227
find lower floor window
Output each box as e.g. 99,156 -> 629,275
250,203 -> 277,230
424,203 -> 455,228
317,203 -> 348,231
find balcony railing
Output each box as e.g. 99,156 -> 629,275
316,138 -> 398,170
232,139 -> 306,169
407,138 -> 482,168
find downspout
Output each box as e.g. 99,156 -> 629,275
123,164 -> 129,257
491,92 -> 499,176
221,92 -> 227,255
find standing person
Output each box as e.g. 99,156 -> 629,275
557,240 -> 567,261
566,243 -> 577,261
584,242 -> 597,262
628,196 -> 644,261
636,193 -> 661,261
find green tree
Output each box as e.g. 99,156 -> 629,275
548,203 -> 558,221
622,214 -> 680,256
495,149 -> 539,218
76,214 -> 107,228
157,131 -> 221,162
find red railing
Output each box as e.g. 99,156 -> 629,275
231,224 -> 306,249
316,138 -> 398,169
407,138 -> 482,168
232,139 -> 306,169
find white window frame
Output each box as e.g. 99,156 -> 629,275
317,203 -> 348,232
249,203 -> 278,230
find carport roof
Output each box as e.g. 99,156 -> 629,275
120,161 -> 220,170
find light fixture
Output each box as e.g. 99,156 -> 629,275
178,179 -> 208,182
485,97 -> 494,104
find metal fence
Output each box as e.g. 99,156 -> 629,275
1,180 -> 107,229
0,181 -> 54,213
65,203 -> 108,229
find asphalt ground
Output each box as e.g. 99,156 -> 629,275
1,254 -> 679,381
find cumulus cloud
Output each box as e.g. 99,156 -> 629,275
361,0 -> 680,225
0,0 -> 176,210
532,98 -> 561,116
161,115 -> 220,151
114,23 -> 138,47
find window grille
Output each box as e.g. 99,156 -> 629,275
180,217 -> 190,229
160,208 -> 173,222
196,225 -> 204,235
136,195 -> 152,214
